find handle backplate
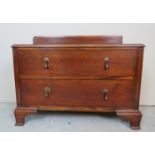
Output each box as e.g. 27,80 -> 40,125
104,57 -> 110,70
103,89 -> 109,100
44,86 -> 51,97
44,57 -> 49,69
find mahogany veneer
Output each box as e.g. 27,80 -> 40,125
12,36 -> 144,129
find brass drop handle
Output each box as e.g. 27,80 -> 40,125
104,57 -> 110,70
103,89 -> 109,100
44,57 -> 49,69
44,87 -> 51,97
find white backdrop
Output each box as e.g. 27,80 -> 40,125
0,23 -> 154,105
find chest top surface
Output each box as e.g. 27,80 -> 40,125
12,35 -> 145,48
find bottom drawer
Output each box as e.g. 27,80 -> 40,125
19,79 -> 134,108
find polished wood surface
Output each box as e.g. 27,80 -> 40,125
33,35 -> 123,45
12,44 -> 144,48
15,47 -> 137,77
19,79 -> 134,108
12,36 -> 144,129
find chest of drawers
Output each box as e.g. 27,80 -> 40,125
12,36 -> 144,129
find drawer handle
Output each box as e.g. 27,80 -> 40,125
44,57 -> 49,69
103,89 -> 108,100
44,87 -> 51,97
104,57 -> 110,70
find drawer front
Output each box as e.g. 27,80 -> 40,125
15,48 -> 137,77
19,79 -> 134,108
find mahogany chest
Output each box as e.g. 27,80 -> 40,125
12,36 -> 144,129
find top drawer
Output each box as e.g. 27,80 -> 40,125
14,47 -> 138,78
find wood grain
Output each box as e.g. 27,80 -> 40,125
12,36 -> 144,129
33,35 -> 123,45
14,48 -> 138,78
19,79 -> 134,108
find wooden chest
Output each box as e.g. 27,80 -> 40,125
12,36 -> 144,129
